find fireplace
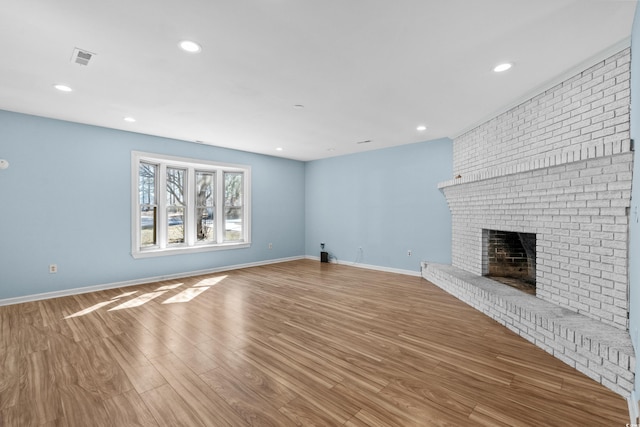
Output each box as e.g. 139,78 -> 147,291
484,230 -> 536,295
421,48 -> 635,396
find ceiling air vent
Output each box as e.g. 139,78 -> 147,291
71,48 -> 95,66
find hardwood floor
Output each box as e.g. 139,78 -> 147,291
0,259 -> 629,426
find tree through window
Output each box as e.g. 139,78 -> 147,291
131,152 -> 251,258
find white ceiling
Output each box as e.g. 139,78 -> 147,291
0,0 -> 636,161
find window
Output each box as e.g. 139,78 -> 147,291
166,167 -> 186,245
196,171 -> 215,243
224,172 -> 244,242
132,151 -> 251,258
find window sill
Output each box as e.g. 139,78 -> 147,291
132,242 -> 251,259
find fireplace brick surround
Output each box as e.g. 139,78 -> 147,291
423,48 -> 635,396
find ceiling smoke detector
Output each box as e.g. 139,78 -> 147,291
71,48 -> 95,66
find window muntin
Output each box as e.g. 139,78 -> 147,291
132,152 -> 250,258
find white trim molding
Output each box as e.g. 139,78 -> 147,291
629,390 -> 639,425
304,255 -> 422,277
0,256 -> 304,307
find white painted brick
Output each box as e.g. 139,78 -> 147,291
442,49 -> 633,397
588,360 -> 617,383
614,377 -> 634,395
564,348 -> 590,368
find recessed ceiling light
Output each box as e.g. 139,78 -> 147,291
179,40 -> 202,53
493,62 -> 513,73
54,84 -> 72,92
276,147 -> 283,151
124,117 -> 136,123
416,125 -> 427,131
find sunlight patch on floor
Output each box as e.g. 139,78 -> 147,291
156,283 -> 183,291
111,291 -> 138,299
63,277 -> 224,318
65,301 -> 115,319
162,286 -> 210,304
194,275 -> 227,287
109,291 -> 167,311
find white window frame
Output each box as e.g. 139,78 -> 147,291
131,151 -> 251,258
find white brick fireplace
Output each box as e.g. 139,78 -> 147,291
423,48 -> 635,396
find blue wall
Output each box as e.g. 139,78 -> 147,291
630,1 -> 640,395
305,138 -> 452,272
0,109 -> 454,300
0,110 -> 305,300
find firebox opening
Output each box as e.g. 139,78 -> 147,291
484,229 -> 536,295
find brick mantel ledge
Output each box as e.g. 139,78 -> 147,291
438,139 -> 632,190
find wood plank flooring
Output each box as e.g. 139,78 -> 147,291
0,259 -> 629,426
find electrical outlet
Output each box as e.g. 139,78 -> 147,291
268,243 -> 273,249
407,250 -> 412,257
49,264 -> 58,274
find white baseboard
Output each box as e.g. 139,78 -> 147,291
629,390 -> 639,425
304,255 -> 421,277
0,256 -> 305,307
